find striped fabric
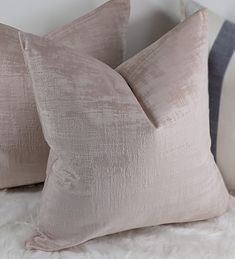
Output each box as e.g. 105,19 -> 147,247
183,1 -> 235,190
209,21 -> 235,157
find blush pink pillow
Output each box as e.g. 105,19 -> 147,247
0,0 -> 130,188
20,9 -> 229,251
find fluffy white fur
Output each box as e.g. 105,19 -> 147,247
0,185 -> 235,259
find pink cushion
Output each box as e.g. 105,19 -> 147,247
20,9 -> 229,251
0,0 -> 130,188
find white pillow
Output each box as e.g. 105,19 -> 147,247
182,1 -> 235,191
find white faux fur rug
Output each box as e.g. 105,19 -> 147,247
1,185 -> 235,259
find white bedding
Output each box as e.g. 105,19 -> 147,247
1,185 -> 235,259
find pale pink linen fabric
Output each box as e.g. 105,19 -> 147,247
0,0 -> 130,188
20,9 -> 229,252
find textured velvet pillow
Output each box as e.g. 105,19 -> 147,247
0,0 -> 130,188
20,9 -> 229,251
182,1 -> 235,191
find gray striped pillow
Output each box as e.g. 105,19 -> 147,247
183,1 -> 235,191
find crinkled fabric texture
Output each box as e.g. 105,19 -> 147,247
21,10 -> 229,252
182,1 -> 235,192
0,186 -> 235,259
0,0 -> 130,189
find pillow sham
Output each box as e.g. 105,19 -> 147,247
20,9 -> 229,251
0,0 -> 130,189
182,1 -> 235,190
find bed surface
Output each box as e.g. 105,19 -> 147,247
1,185 -> 235,259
